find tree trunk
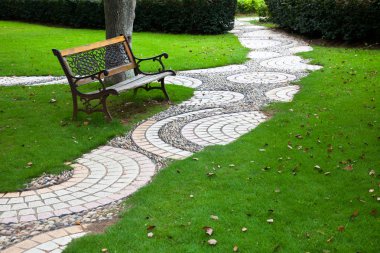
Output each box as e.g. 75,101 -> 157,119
104,0 -> 136,83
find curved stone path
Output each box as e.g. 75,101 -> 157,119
1,17 -> 322,252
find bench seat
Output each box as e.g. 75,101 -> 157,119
86,72 -> 173,95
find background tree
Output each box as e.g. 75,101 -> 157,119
104,0 -> 136,82
104,0 -> 136,41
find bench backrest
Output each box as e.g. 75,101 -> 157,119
53,35 -> 137,86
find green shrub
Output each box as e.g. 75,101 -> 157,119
265,0 -> 380,41
236,0 -> 267,14
134,0 -> 236,34
0,0 -> 236,34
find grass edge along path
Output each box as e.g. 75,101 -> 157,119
0,21 -> 249,76
64,46 -> 379,252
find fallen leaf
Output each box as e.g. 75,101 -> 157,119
207,172 -> 215,177
369,189 -> 374,193
27,162 -> 33,166
267,218 -> 274,223
326,236 -> 334,243
192,158 -> 199,161
101,248 -> 109,253
208,239 -> 217,245
189,194 -> 194,198
295,134 -> 303,139
369,169 -> 375,176
337,226 -> 345,232
210,215 -> 219,220
147,225 -> 156,231
233,245 -> 239,252
83,121 -> 89,126
49,98 -> 57,103
147,232 -> 154,238
342,165 -> 353,171
274,188 -> 281,193
370,209 -> 378,216
229,164 -> 235,167
202,226 -> 213,236
241,227 -> 247,232
75,220 -> 81,225
350,210 -> 359,220
324,172 -> 331,176
259,149 -> 266,152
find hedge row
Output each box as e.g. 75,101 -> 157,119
0,0 -> 236,34
265,0 -> 380,41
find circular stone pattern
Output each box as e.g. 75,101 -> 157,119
165,76 -> 202,88
227,72 -> 297,84
181,91 -> 245,106
260,56 -> 322,71
181,111 -> 267,146
265,85 -> 300,102
181,65 -> 247,75
132,109 -> 221,160
0,146 -> 155,224
239,38 -> 282,49
248,51 -> 282,60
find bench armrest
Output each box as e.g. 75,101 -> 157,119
72,70 -> 109,89
135,53 -> 169,75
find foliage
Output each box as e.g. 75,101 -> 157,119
64,46 -> 380,252
236,0 -> 266,14
265,0 -> 380,41
134,0 -> 236,34
0,0 -> 236,34
0,21 -> 249,76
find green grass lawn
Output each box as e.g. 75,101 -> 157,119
64,47 -> 380,252
0,21 -> 249,76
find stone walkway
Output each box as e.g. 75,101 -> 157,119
0,18 -> 321,252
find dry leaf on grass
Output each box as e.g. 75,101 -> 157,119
210,215 -> 219,220
147,232 -> 154,238
241,227 -> 248,232
342,165 -> 353,171
202,226 -> 213,236
208,239 -> 217,245
233,245 -> 239,252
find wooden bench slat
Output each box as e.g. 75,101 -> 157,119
84,72 -> 172,95
60,36 -> 126,57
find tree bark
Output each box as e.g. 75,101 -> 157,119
104,0 -> 136,83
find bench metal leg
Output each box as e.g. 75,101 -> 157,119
101,95 -> 112,121
160,79 -> 171,103
72,94 -> 78,121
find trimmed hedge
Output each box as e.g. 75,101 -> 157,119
0,0 -> 236,34
265,0 -> 380,41
135,0 -> 236,34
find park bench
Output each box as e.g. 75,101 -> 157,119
52,35 -> 175,120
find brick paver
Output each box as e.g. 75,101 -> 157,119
227,72 -> 297,84
0,147 -> 155,224
260,56 -> 322,71
3,226 -> 85,253
181,111 -> 267,146
265,85 -> 300,102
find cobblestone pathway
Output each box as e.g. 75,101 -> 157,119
1,18 -> 321,252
